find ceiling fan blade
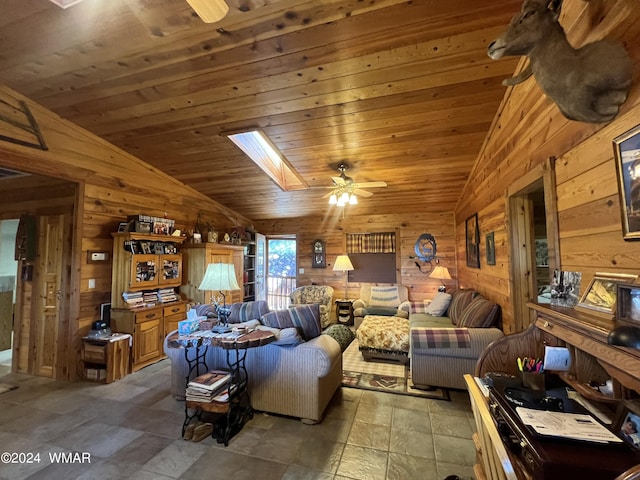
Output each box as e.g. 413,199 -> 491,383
321,191 -> 337,198
353,181 -> 387,188
331,176 -> 346,185
353,188 -> 374,197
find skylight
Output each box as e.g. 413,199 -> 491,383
226,130 -> 307,191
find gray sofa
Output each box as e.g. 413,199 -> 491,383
408,289 -> 503,390
164,301 -> 343,424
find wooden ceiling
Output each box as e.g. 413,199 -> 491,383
0,0 -> 522,220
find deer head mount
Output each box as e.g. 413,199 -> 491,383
487,0 -> 632,123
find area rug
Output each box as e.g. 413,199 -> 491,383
0,383 -> 18,395
342,339 -> 449,401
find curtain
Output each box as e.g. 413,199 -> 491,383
346,232 -> 395,253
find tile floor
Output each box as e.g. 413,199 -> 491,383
0,358 -> 476,480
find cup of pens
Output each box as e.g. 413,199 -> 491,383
518,357 -> 545,391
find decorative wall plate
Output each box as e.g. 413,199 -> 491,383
414,233 -> 437,262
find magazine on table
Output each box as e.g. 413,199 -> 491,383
188,370 -> 230,391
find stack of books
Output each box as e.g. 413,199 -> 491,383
157,287 -> 178,303
122,291 -> 144,309
142,291 -> 157,306
186,370 -> 231,402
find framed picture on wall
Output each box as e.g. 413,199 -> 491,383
486,231 -> 496,265
466,213 -> 480,268
613,124 -> 640,240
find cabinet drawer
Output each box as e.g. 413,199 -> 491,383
135,309 -> 161,324
163,303 -> 186,317
82,342 -> 106,364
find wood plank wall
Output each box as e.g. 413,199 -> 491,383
454,0 -> 640,333
254,211 -> 456,308
0,85 -> 252,380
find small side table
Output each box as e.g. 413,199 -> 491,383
81,334 -> 131,383
335,299 -> 354,326
179,330 -> 275,445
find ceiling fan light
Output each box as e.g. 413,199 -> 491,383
349,194 -> 358,205
337,198 -> 346,207
340,191 -> 350,203
329,194 -> 337,205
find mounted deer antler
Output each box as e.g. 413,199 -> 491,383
487,0 -> 632,123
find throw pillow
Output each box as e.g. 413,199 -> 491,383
425,292 -> 452,316
407,301 -> 430,314
261,304 -> 322,341
227,301 -> 269,324
457,296 -> 500,328
322,324 -> 355,352
369,285 -> 400,307
447,289 -> 477,325
288,304 -> 322,340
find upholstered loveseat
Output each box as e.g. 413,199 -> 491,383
164,301 -> 343,424
407,289 -> 503,390
289,285 -> 334,328
352,284 -> 409,329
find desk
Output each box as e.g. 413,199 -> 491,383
465,374 -> 520,480
171,330 -> 274,445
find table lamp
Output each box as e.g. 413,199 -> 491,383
430,265 -> 451,292
333,254 -> 354,299
198,263 -> 240,333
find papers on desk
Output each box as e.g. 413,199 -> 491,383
516,407 -> 622,443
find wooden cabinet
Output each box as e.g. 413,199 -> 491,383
180,243 -> 244,305
135,316 -> 162,365
110,232 -> 187,371
81,336 -> 131,383
111,232 -> 185,308
111,301 -> 186,371
163,303 -> 187,338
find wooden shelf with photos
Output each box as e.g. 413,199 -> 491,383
111,231 -> 187,372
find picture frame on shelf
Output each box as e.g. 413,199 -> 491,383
613,124 -> 640,240
153,243 -> 165,254
117,222 -> 128,233
614,400 -> 640,451
486,231 -> 496,265
576,272 -> 638,316
466,213 -> 480,268
140,241 -> 152,254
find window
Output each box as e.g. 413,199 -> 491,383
346,232 -> 397,284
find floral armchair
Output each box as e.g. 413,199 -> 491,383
289,285 -> 334,327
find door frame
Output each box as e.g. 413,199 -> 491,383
506,157 -> 560,332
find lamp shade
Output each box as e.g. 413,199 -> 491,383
333,255 -> 354,272
429,266 -> 451,280
198,263 -> 240,291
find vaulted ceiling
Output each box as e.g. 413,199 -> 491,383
0,0 -> 522,220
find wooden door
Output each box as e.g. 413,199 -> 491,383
33,215 -> 64,378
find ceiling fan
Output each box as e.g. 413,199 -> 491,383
322,163 -> 387,206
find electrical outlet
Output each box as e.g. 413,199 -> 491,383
88,278 -> 95,289
299,268 -> 304,274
